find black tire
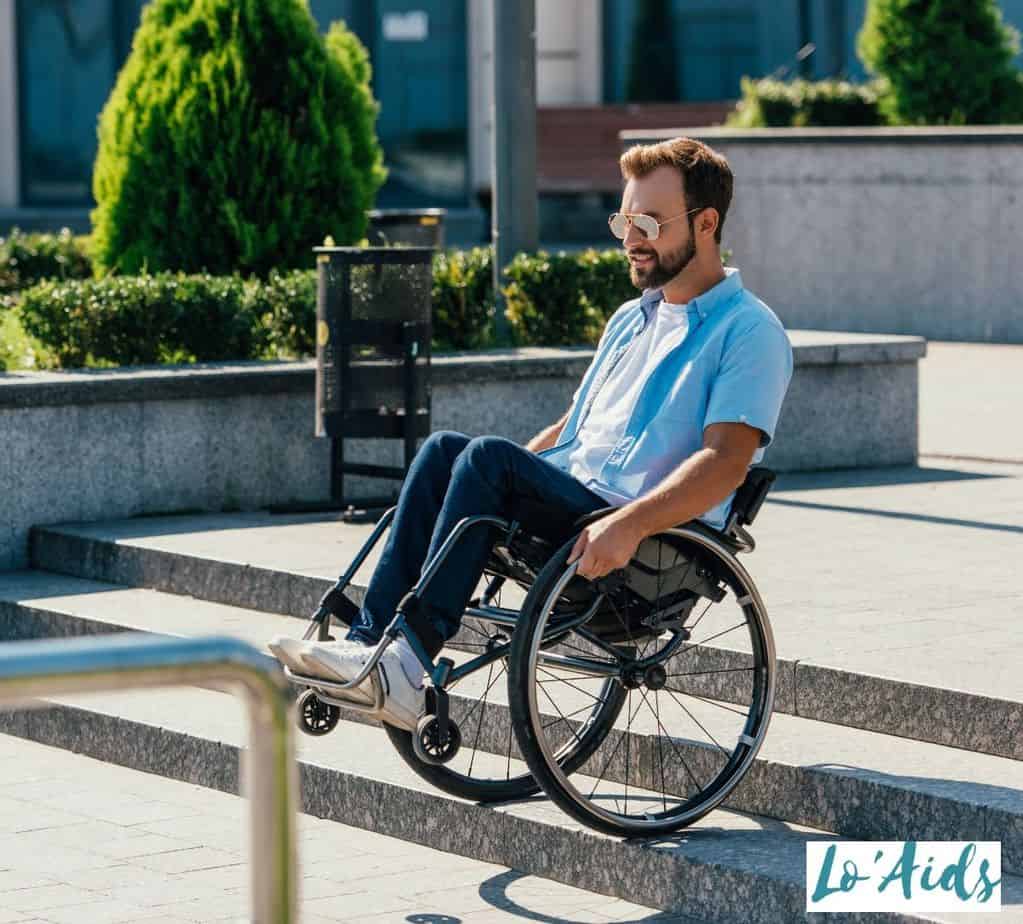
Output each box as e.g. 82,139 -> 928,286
508,529 -> 776,837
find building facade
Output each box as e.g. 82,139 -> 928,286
2,0 -> 1023,238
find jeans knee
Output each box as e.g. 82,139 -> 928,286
457,435 -> 519,488
421,430 -> 471,461
464,435 -> 516,465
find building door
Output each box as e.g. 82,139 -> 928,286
370,0 -> 469,207
311,0 -> 469,208
16,0 -> 145,206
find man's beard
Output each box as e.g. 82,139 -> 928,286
629,235 -> 697,290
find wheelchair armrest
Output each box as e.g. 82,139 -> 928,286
728,467 -> 775,527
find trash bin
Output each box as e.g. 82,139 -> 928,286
315,246 -> 433,511
366,209 -> 446,249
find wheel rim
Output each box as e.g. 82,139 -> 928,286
523,529 -> 775,834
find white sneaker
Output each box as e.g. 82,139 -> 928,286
301,637 -> 426,732
268,636 -> 361,674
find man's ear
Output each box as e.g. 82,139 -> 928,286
697,208 -> 720,240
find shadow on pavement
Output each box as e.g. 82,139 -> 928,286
765,497 -> 1023,536
474,869 -> 700,922
772,466 -> 1008,493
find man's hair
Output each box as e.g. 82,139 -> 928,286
619,137 -> 733,244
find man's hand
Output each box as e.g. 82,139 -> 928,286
567,513 -> 645,581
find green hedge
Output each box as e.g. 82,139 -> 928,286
727,77 -> 886,128
9,247 -> 647,368
0,228 -> 93,296
17,274 -> 264,367
431,247 -> 495,350
504,249 -> 634,346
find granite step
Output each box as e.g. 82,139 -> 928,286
4,677 -> 1021,922
32,518 -> 1023,762
1,569 -> 1021,878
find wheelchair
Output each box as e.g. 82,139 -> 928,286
284,467 -> 778,838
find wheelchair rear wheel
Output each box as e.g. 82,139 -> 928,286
508,527 -> 776,836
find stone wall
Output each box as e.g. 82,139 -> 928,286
0,332 -> 924,569
622,126 -> 1023,343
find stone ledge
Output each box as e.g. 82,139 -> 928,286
0,331 -> 925,409
623,125 -> 1023,145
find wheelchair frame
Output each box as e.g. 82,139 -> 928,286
285,467 -> 778,836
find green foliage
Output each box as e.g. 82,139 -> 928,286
0,308 -> 52,371
252,268 -> 318,358
727,77 -> 886,128
626,0 -> 679,102
90,0 -> 386,278
0,228 -> 93,296
431,247 -> 494,350
17,274 -> 261,368
14,247 -> 649,367
858,0 -> 1023,124
503,249 -> 634,347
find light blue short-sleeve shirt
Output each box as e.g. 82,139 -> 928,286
539,267 -> 793,530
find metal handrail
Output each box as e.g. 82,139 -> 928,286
0,633 -> 298,923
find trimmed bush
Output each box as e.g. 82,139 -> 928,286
90,1 -> 386,277
18,274 -> 261,368
253,268 -> 318,358
727,77 -> 886,128
14,247 -> 650,367
858,0 -> 1023,125
431,247 -> 494,350
503,249 -> 633,347
0,228 -> 93,296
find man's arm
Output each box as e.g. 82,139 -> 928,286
525,408 -> 571,454
567,422 -> 761,579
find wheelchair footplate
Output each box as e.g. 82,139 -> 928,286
285,664 -> 386,736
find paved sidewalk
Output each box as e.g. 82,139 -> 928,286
0,736 -> 694,924
919,341 -> 1023,463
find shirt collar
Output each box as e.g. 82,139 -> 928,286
639,267 -> 743,323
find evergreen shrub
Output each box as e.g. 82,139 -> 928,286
431,247 -> 494,349
90,0 -> 386,278
503,249 -> 633,347
14,248 -> 644,367
0,229 -> 93,296
18,274 -> 261,367
858,0 -> 1023,124
727,77 -> 886,128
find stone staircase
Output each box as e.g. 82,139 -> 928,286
0,516 -> 1019,922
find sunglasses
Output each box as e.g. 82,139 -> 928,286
608,208 -> 703,241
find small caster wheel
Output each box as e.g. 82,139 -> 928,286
412,714 -> 462,765
297,689 -> 340,737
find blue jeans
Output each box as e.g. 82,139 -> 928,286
346,431 -> 610,649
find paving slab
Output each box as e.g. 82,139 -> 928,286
919,342 -> 1023,463
0,735 -> 694,923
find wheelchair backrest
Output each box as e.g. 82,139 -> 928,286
729,467 -> 775,527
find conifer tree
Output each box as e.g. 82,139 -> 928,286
858,0 -> 1023,124
91,0 -> 386,276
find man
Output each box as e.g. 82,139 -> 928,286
270,137 -> 793,732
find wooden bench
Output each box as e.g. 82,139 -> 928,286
536,103 -> 734,194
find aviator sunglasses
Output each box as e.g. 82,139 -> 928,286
608,207 -> 703,241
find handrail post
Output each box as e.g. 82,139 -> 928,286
0,634 -> 298,923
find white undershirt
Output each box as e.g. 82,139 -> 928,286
565,300 -> 691,501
